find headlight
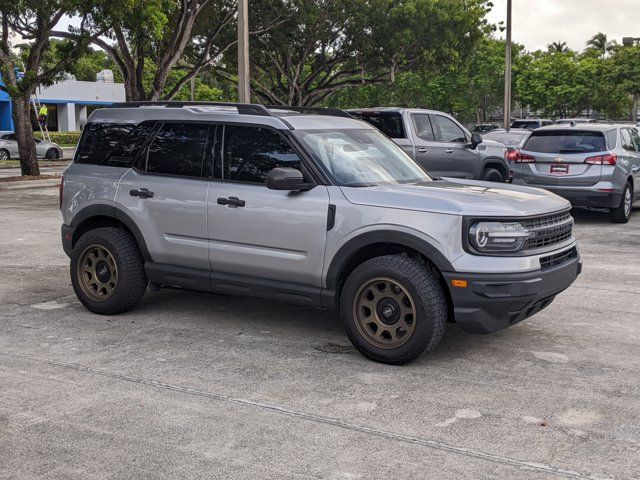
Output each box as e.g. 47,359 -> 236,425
468,221 -> 531,253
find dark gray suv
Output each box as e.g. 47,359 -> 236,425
512,124 -> 640,222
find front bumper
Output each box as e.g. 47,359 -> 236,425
442,253 -> 581,334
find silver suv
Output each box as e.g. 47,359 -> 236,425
60,102 -> 581,364
512,124 -> 640,223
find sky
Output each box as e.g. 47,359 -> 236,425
485,0 -> 640,52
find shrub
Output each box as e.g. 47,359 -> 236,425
34,131 -> 81,146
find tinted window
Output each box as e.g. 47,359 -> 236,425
349,112 -> 406,138
223,126 -> 300,183
412,114 -> 434,141
630,129 -> 640,151
621,129 -> 636,152
146,123 -> 209,177
523,131 -> 607,153
433,115 -> 467,143
109,122 -> 156,167
2,133 -> 16,140
511,121 -> 539,129
75,123 -> 135,165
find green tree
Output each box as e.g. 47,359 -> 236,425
609,45 -> 640,120
0,0 -> 109,175
547,41 -> 568,53
586,32 -> 616,58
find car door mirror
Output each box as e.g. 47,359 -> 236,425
470,132 -> 483,149
266,167 -> 314,191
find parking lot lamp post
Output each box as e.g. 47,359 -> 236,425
503,0 -> 512,132
237,0 -> 250,102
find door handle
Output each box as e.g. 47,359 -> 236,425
217,196 -> 245,207
445,149 -> 454,154
417,147 -> 429,153
129,188 -> 154,199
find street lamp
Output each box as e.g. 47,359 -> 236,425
503,0 -> 512,132
237,0 -> 250,103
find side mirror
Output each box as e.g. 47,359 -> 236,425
266,167 -> 314,191
470,132 -> 483,149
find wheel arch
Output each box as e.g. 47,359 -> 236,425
482,157 -> 509,181
70,205 -> 151,261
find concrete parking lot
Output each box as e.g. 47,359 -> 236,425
0,181 -> 639,480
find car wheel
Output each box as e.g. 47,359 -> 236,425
482,167 -> 504,183
71,227 -> 148,315
340,255 -> 447,365
0,149 -> 9,161
611,182 -> 633,223
45,148 -> 60,159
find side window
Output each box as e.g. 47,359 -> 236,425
411,114 -> 435,141
75,123 -> 135,165
630,129 -> 640,151
3,133 -> 16,141
107,122 -> 156,167
223,125 -> 301,184
605,129 -> 618,150
621,129 -> 636,152
146,123 -> 210,178
433,115 -> 467,143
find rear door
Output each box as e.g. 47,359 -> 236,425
408,113 -> 442,176
115,122 -> 212,270
207,124 -> 329,287
429,114 -> 478,179
519,129 -> 607,187
348,111 -> 414,157
622,128 -> 640,198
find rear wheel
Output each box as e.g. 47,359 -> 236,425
611,182 -> 633,223
340,255 -> 447,365
0,149 -> 9,162
482,167 -> 504,183
45,148 -> 60,159
71,227 -> 147,315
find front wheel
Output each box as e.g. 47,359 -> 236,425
340,255 -> 447,365
0,149 -> 9,162
45,148 -> 60,159
611,182 -> 633,223
71,227 -> 148,315
482,167 -> 504,183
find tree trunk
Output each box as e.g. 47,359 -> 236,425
11,96 -> 40,176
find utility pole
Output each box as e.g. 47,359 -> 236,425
190,76 -> 195,101
237,0 -> 250,103
503,0 -> 512,132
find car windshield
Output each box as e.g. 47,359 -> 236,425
511,121 -> 539,129
294,128 -> 431,187
483,131 -> 528,146
523,130 -> 607,153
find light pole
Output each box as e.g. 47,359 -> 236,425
237,0 -> 250,103
503,0 -> 512,132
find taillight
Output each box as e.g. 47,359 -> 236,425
505,150 -> 535,163
584,154 -> 617,165
59,175 -> 64,210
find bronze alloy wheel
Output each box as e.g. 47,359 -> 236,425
352,276 -> 417,349
77,244 -> 118,302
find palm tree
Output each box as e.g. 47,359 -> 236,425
548,41 -> 568,53
586,32 -> 617,58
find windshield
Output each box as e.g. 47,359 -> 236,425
294,128 -> 431,187
523,130 -> 607,153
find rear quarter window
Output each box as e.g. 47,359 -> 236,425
523,130 -> 607,154
75,123 -> 136,165
350,112 -> 406,139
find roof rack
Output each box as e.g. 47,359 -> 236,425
265,105 -> 354,119
110,101 -> 272,117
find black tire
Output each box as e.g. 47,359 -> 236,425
45,148 -> 60,159
0,149 -> 9,161
610,181 -> 633,223
340,255 -> 447,365
482,167 -> 504,183
71,227 -> 147,315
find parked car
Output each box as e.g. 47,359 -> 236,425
482,128 -> 530,147
510,119 -> 553,130
0,131 -> 63,160
348,108 -> 509,182
61,102 -> 581,365
471,123 -> 500,134
512,124 -> 640,223
553,118 -> 597,125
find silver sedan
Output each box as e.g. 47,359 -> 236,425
0,131 -> 64,160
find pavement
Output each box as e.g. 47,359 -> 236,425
0,182 -> 639,480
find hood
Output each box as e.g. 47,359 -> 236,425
340,179 -> 570,217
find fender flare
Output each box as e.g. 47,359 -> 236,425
70,204 -> 152,261
325,230 -> 454,290
481,156 -> 509,177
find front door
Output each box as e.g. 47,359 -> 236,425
409,113 -> 443,177
207,124 -> 329,288
429,114 -> 479,179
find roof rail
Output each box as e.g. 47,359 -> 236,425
265,105 -> 354,119
110,101 -> 272,117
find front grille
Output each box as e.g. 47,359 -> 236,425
540,246 -> 578,270
521,210 -> 573,251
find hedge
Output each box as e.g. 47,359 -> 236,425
34,131 -> 81,146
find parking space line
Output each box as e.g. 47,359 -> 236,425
0,350 -> 614,480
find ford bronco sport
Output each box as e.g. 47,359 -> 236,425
60,102 -> 581,364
